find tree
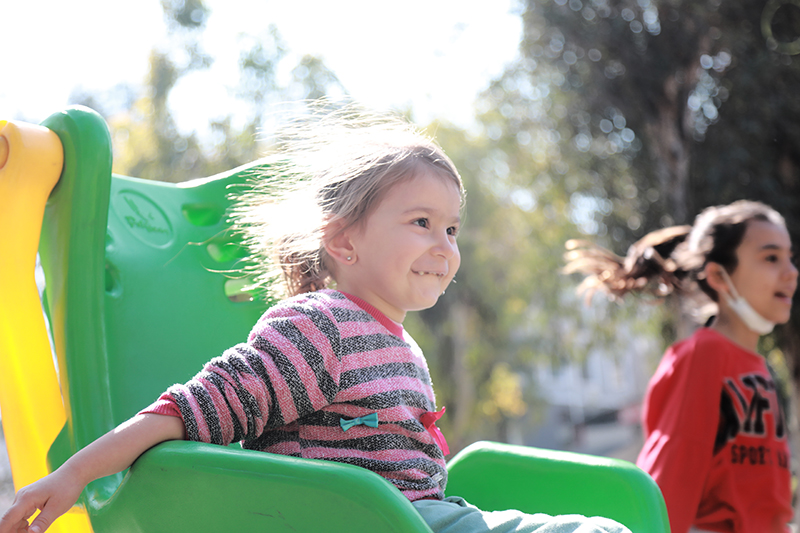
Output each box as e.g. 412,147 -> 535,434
514,0 -> 800,416
695,0 -> 800,395
69,2 -> 346,182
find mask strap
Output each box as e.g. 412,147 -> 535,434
717,267 -> 741,301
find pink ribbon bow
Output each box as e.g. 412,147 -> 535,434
420,407 -> 450,456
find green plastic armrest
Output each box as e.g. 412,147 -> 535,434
446,441 -> 670,533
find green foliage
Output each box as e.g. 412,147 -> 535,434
236,27 -> 288,110
516,0 -> 800,373
69,5 -> 346,183
519,0 -> 800,247
292,56 -> 345,101
161,0 -> 209,30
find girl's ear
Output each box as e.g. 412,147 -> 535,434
323,219 -> 357,266
704,262 -> 730,296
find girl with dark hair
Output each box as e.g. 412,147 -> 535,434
565,200 -> 797,533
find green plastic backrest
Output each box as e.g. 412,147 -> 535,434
103,167 -> 270,422
39,107 -> 268,464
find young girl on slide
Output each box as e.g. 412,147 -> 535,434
0,106 -> 628,533
565,200 -> 797,533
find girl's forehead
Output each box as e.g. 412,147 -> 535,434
384,169 -> 462,201
415,169 -> 461,190
740,220 -> 791,250
358,170 -> 461,225
408,164 -> 462,188
397,171 -> 460,197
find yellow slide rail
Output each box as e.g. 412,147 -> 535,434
0,120 -> 92,532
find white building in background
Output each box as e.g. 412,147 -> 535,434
535,331 -> 656,421
523,294 -> 665,459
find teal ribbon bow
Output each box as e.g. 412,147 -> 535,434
340,412 -> 379,432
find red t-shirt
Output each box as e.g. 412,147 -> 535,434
637,328 -> 792,533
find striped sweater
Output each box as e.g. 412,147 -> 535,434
144,289 -> 448,501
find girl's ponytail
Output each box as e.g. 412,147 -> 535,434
564,225 -> 692,301
565,200 -> 787,315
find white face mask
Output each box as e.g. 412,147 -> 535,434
719,268 -> 775,335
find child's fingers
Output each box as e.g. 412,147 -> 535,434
0,518 -> 29,533
19,503 -> 52,533
0,500 -> 37,533
14,518 -> 31,533
27,512 -> 53,533
24,496 -> 73,533
0,514 -> 24,533
0,488 -> 66,533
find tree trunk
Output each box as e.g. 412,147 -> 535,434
449,301 -> 476,453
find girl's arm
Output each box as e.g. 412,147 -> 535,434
0,413 -> 185,533
636,341 -> 720,533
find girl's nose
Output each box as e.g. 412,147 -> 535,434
434,232 -> 458,259
787,260 -> 799,279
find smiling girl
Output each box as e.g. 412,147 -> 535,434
564,200 -> 798,533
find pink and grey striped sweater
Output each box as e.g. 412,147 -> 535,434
143,289 -> 448,501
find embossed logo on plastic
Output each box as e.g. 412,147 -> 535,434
115,190 -> 173,247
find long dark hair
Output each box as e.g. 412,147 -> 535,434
564,200 -> 786,307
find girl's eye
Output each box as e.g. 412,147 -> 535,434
414,218 -> 429,229
447,226 -> 459,237
766,254 -> 779,263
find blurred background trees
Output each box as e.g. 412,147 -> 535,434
53,0 -> 800,454
504,0 -> 800,414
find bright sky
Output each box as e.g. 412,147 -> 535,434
3,0 -> 523,133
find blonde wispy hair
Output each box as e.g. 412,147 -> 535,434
231,101 -> 464,299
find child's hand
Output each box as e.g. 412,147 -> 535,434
0,469 -> 83,533
0,413 -> 185,533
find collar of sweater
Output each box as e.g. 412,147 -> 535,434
340,291 -> 405,338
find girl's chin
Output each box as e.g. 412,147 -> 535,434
411,294 -> 445,311
769,310 -> 793,325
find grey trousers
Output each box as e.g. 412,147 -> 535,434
412,497 -> 631,533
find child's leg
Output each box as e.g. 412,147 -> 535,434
412,497 -> 631,533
